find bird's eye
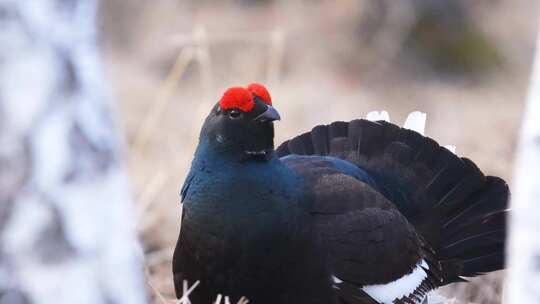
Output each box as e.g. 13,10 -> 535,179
229,110 -> 242,119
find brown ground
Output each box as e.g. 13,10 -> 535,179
99,1 -> 539,303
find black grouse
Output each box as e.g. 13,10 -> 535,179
173,84 -> 509,304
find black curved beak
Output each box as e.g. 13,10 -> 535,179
254,105 -> 281,123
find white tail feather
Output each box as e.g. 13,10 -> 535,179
365,110 -> 457,156
366,110 -> 390,122
361,260 -> 429,304
403,111 -> 427,135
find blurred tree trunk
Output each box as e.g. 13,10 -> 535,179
506,19 -> 540,304
0,1 -> 146,304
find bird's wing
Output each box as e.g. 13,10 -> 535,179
283,156 -> 441,304
319,207 -> 438,304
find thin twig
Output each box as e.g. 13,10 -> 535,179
169,31 -> 277,47
267,29 -> 285,84
145,246 -> 175,267
194,25 -> 213,96
145,264 -> 173,304
177,280 -> 200,304
136,170 -> 169,228
131,46 -> 196,154
237,297 -> 249,304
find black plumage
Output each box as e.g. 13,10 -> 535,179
173,86 -> 509,304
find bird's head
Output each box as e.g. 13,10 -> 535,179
200,83 -> 280,161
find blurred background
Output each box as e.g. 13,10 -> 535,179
97,0 -> 539,303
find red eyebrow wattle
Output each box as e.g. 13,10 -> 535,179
219,87 -> 255,112
247,83 -> 272,105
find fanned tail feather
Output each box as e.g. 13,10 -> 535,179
276,112 -> 509,285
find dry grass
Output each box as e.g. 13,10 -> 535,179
99,1 -> 539,303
